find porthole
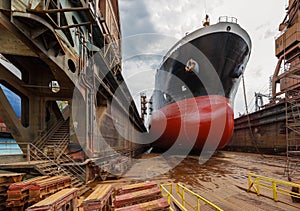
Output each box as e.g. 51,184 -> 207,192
68,59 -> 76,73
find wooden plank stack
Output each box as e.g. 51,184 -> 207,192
6,175 -> 71,210
82,184 -> 114,211
114,181 -> 169,210
114,198 -> 170,211
116,181 -> 158,195
114,187 -> 162,208
0,172 -> 24,210
6,176 -> 49,210
28,176 -> 72,205
25,188 -> 78,211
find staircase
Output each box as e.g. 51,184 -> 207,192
34,118 -> 70,160
28,143 -> 90,195
29,118 -> 90,195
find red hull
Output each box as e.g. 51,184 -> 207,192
150,95 -> 234,151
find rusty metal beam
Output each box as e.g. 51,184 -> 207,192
0,24 -> 38,57
28,7 -> 90,13
272,56 -> 283,98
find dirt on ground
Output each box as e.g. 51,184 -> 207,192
89,151 -> 300,211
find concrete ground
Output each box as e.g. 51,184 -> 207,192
94,151 -> 300,211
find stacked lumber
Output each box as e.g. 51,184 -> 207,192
6,176 -> 49,210
82,184 -> 114,211
114,181 -> 169,210
114,187 -> 162,208
0,172 -> 24,210
28,176 -> 72,205
114,198 -> 170,211
116,181 -> 158,195
25,188 -> 78,211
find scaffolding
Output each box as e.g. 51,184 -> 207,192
285,94 -> 300,179
270,0 -> 300,180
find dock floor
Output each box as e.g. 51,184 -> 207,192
98,151 -> 300,211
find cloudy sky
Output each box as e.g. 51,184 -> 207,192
119,0 -> 287,117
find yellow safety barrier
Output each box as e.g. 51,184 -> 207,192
248,173 -> 300,202
160,183 -> 223,211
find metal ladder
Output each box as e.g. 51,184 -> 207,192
285,96 -> 300,180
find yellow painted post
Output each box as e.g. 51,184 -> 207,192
197,198 -> 201,211
182,187 -> 185,207
255,179 -> 260,196
248,174 -> 251,191
272,182 -> 278,201
169,184 -> 172,205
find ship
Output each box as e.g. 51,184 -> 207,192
149,16 -> 251,152
227,0 -> 300,155
0,85 -> 21,137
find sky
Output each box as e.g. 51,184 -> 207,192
119,0 -> 287,117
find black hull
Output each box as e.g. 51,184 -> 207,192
153,22 -> 251,110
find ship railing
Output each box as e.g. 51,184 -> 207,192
248,173 -> 300,202
160,183 -> 224,211
218,16 -> 238,24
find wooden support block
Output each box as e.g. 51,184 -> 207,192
82,184 -> 114,211
114,187 -> 162,208
28,176 -> 72,204
116,181 -> 158,195
26,188 -> 78,211
115,198 -> 170,211
6,176 -> 49,209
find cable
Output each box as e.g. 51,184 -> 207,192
242,74 -> 266,158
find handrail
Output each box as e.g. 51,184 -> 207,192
248,173 -> 300,202
35,137 -> 86,182
60,155 -> 86,182
33,142 -> 86,182
27,143 -> 70,176
160,183 -> 188,211
218,16 -> 238,24
176,183 -> 223,211
0,142 -> 85,182
55,132 -> 70,159
33,118 -> 65,148
160,183 -> 223,211
29,143 -> 85,183
55,149 -> 86,182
